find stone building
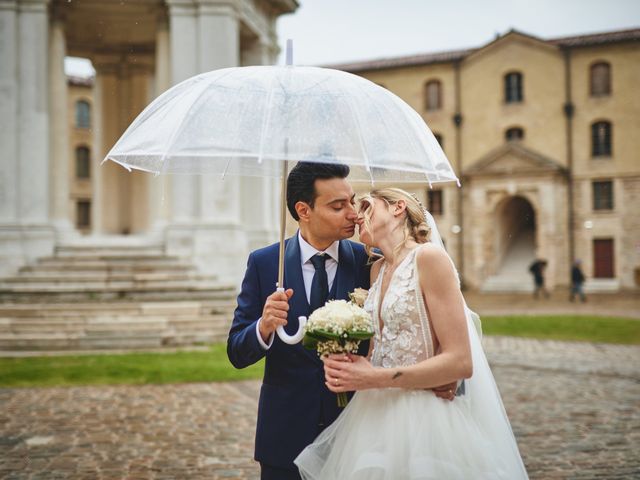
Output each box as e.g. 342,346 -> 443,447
1,3 -> 637,295
0,0 -> 297,284
334,28 -> 640,292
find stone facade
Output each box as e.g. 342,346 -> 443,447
335,29 -> 640,291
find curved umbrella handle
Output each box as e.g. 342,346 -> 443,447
276,316 -> 307,345
274,287 -> 307,344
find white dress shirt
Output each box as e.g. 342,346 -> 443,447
256,232 -> 340,349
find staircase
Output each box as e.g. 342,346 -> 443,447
481,230 -> 536,293
0,244 -> 238,352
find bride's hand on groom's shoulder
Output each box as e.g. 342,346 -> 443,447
322,353 -> 378,393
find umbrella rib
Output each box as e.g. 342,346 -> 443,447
257,73 -> 278,164
156,78 -> 213,175
361,86 -> 438,186
342,91 -> 375,186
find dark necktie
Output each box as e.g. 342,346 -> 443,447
309,254 -> 329,312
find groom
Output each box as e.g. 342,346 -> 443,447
227,161 -> 370,479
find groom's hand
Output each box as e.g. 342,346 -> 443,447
259,289 -> 294,342
432,381 -> 457,401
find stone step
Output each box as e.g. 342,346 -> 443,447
0,279 -> 230,292
18,303 -> 231,316
55,245 -> 165,258
21,262 -> 192,273
36,256 -> 189,267
0,288 -> 237,303
481,276 -> 533,293
0,301 -> 234,317
2,272 -> 215,284
0,315 -> 232,334
0,241 -> 238,350
0,326 -> 230,350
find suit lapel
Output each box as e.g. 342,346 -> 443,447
334,240 -> 356,301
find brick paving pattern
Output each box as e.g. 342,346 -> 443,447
1,336 -> 639,479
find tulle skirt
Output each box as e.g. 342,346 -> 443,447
295,387 -> 527,480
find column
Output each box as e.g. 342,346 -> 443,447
91,71 -> 104,234
240,34 -> 280,249
48,11 -> 72,232
0,1 -> 18,222
197,0 -> 240,224
17,0 -> 50,222
149,12 -> 172,231
167,0 -> 198,222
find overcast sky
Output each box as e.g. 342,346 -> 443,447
276,0 -> 640,66
66,0 -> 639,76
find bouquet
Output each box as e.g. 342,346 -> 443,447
302,289 -> 373,407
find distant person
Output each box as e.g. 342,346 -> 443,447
570,259 -> 587,303
529,259 -> 549,299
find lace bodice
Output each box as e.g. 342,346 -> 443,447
364,246 -> 435,368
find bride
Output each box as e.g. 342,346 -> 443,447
295,188 -> 528,479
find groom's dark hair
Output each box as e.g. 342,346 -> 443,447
287,161 -> 350,221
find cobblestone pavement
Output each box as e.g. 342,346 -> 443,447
1,337 -> 639,480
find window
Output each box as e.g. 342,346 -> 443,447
427,189 -> 443,215
76,200 -> 91,229
504,72 -> 523,103
591,121 -> 612,157
75,100 -> 91,128
75,146 -> 90,179
590,62 -> 611,97
424,80 -> 442,111
433,133 -> 444,150
593,238 -> 614,278
592,180 -> 613,210
505,127 -> 524,142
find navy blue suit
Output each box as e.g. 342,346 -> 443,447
227,235 -> 370,473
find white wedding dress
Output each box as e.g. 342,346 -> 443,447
295,246 -> 529,479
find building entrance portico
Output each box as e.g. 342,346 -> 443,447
0,0 -> 297,282
463,143 -> 569,291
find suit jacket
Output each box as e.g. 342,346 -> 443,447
227,234 -> 370,470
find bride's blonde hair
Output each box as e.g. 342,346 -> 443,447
359,188 -> 431,259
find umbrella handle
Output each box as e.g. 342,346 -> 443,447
274,287 -> 307,344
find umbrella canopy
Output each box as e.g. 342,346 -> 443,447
104,64 -> 460,344
105,65 -> 458,185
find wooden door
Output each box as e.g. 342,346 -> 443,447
593,239 -> 614,278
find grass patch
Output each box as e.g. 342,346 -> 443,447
0,343 -> 264,388
1,316 -> 638,389
482,315 -> 640,345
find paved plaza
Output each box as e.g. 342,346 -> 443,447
1,335 -> 639,480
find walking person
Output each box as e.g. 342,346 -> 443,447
570,259 -> 587,302
528,259 -> 549,299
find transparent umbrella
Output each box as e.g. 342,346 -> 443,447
104,53 -> 459,343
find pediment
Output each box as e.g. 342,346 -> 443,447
464,29 -> 559,64
464,143 -> 566,177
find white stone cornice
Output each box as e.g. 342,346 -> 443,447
239,0 -> 269,42
0,1 -> 18,12
197,0 -> 238,17
166,0 -> 196,16
16,0 -> 49,13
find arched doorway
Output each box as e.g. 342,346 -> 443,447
497,195 -> 536,271
483,195 -> 537,291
